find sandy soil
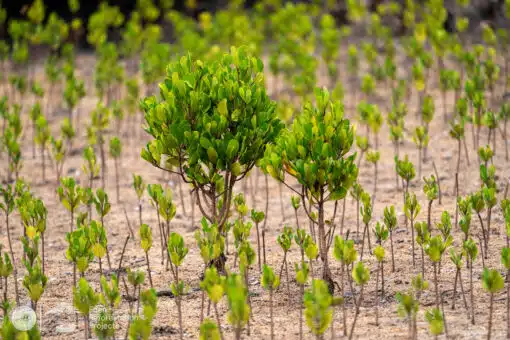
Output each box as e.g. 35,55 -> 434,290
1,39 -> 510,340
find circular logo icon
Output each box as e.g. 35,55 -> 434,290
11,306 -> 37,331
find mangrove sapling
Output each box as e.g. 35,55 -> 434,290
366,150 -> 380,200
142,48 -> 283,274
425,307 -> 445,340
396,289 -> 420,339
225,273 -> 251,340
29,102 -> 41,159
349,262 -> 370,340
95,274 -> 121,339
479,145 -> 494,168
196,220 -> 225,323
128,287 -> 159,339
463,238 -> 478,325
470,191 -> 488,257
412,126 -> 429,177
482,186 -> 497,248
50,136 -> 67,184
355,135 -> 369,169
295,261 -> 310,340
449,120 -> 466,174
333,235 -> 357,336
93,188 -> 112,269
373,222 -> 388,299
291,195 -> 301,230
449,248 -> 469,315
360,192 -> 373,260
261,264 -> 280,340
250,209 -> 265,272
414,221 -> 430,279
201,267 -> 225,340
303,279 -> 335,340
482,268 -> 504,340
109,136 -> 122,203
34,114 -> 50,184
423,175 -> 439,232
373,242 -> 385,325
277,226 -> 293,302
238,241 -> 256,335
389,122 -> 404,189
21,235 -> 47,312
404,193 -> 421,267
499,103 -> 510,161
200,319 -> 222,340
436,211 -> 453,273
73,278 -> 99,340
458,196 -> 473,241
263,88 -> 358,293
420,95 -> 434,159
501,247 -> 510,338
88,220 -> 108,281
139,224 -> 153,288
147,184 -> 165,264
483,111 -> 498,155
88,104 -> 110,189
396,155 -> 416,229
60,117 -> 76,151
158,187 -> 176,267
168,232 -> 189,340
0,252 -> 13,312
57,177 -> 83,233
82,146 -> 100,190
425,234 -> 452,335
350,182 -> 364,235
383,206 -> 397,272
125,268 -> 145,333
133,174 -> 146,227
439,69 -> 460,123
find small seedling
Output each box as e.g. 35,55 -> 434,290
261,264 -> 280,340
482,268 -> 504,340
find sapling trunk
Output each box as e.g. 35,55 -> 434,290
341,264 -> 347,336
262,227 -> 266,266
470,258 -> 475,325
418,147 -> 422,177
42,145 -> 46,183
477,213 -> 488,258
452,269 -> 459,310
255,222 -> 261,272
340,198 -> 346,235
356,199 -> 360,235
348,284 -> 364,340
390,231 -> 395,272
373,161 -> 378,199
145,251 -> 153,288
138,201 -> 143,227
5,214 -> 19,304
269,288 -> 274,340
375,262 -> 380,326
411,215 -> 415,267
488,293 -> 494,340
279,182 -> 285,222
433,262 -> 440,309
114,158 -> 120,203
99,138 -> 106,189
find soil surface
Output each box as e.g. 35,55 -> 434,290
1,37 -> 510,340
